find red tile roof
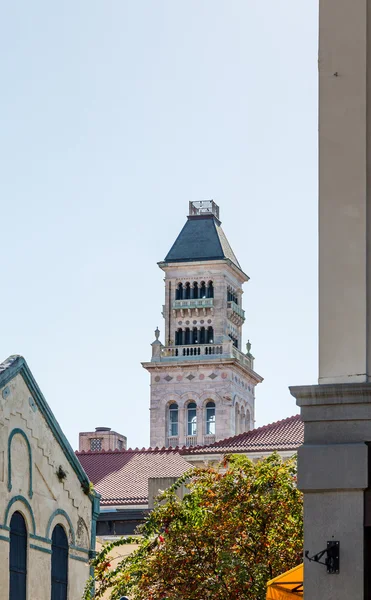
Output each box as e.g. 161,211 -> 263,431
76,448 -> 190,506
181,415 -> 303,455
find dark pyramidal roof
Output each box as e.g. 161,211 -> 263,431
164,201 -> 242,271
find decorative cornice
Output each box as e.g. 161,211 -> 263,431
290,382 -> 371,406
142,358 -> 262,384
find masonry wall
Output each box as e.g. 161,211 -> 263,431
0,373 -> 93,600
149,363 -> 255,448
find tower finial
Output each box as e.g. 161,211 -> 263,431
246,340 -> 252,355
155,327 -> 160,341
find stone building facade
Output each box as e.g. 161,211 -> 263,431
142,201 -> 263,448
0,355 -> 99,600
79,427 -> 127,452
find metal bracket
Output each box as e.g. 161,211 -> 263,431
305,541 -> 339,574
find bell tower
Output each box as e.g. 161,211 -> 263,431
142,201 -> 263,448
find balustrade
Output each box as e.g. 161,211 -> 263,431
227,300 -> 245,321
167,436 -> 179,448
173,298 -> 214,309
161,344 -> 223,358
185,435 -> 197,447
204,434 -> 216,445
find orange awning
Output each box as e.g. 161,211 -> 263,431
266,563 -> 303,599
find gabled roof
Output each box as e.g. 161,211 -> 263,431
0,355 -> 93,499
181,415 -> 303,455
76,448 -> 190,506
164,214 -> 243,272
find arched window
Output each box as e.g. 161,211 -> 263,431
168,403 -> 179,437
192,282 -> 198,299
176,283 -> 183,300
206,401 -> 216,435
200,327 -> 206,344
207,281 -> 214,298
235,404 -> 240,435
240,407 -> 246,434
51,525 -> 68,600
184,328 -> 191,345
207,326 -> 214,343
187,402 -> 197,436
192,327 -> 198,344
185,282 -> 191,299
9,511 -> 27,600
200,281 -> 206,298
175,328 -> 182,346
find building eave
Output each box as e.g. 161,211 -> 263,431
141,358 -> 263,385
158,259 -> 249,283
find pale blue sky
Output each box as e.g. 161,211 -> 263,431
0,1 -> 318,450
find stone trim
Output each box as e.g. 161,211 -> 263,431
46,508 -> 75,545
8,428 -> 33,498
4,495 -> 36,534
30,543 -> 52,555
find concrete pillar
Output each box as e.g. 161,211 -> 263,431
319,0 -> 371,384
290,1 -> 371,598
290,383 -> 371,598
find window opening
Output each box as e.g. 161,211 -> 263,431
175,328 -> 183,346
207,326 -> 214,344
176,283 -> 183,300
9,511 -> 27,600
90,438 -> 102,451
168,403 -> 179,437
185,282 -> 191,299
187,402 -> 197,436
51,525 -> 68,600
200,281 -> 206,298
206,401 -> 216,435
207,281 -> 214,298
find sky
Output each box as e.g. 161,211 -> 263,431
0,1 -> 318,451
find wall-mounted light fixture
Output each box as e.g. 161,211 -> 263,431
305,541 -> 340,574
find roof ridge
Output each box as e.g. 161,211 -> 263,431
76,446 -> 182,456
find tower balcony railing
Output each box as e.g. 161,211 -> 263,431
203,434 -> 216,445
185,435 -> 197,447
227,301 -> 245,325
167,436 -> 179,448
231,346 -> 254,370
151,340 -> 255,372
173,298 -> 214,310
161,343 -> 224,359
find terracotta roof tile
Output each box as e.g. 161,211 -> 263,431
180,415 -> 303,455
76,448 -> 190,506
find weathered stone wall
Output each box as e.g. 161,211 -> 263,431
149,363 -> 255,448
145,259 -> 261,448
0,373 -> 93,600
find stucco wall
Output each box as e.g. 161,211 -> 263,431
0,372 -> 93,600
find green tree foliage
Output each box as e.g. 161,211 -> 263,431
84,453 -> 303,600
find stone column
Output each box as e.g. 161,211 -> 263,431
319,0 -> 371,384
290,383 -> 370,598
290,1 -> 371,597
